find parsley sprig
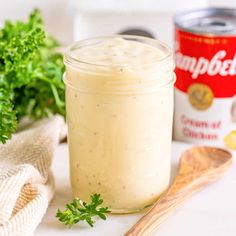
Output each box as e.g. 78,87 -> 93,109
0,9 -> 65,143
56,194 -> 110,227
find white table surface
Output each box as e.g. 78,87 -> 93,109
35,142 -> 236,236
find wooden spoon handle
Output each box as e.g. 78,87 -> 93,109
125,187 -> 196,236
125,147 -> 232,236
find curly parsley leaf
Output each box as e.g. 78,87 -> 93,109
0,87 -> 17,143
0,9 -> 65,143
56,194 -> 110,228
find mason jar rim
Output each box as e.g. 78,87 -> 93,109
64,35 -> 173,69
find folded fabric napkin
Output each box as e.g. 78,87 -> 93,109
0,115 -> 66,236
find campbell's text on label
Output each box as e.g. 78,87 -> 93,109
176,50 -> 236,79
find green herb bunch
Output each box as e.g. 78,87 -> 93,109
0,9 -> 65,143
56,194 -> 110,227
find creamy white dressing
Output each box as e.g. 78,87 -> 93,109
74,37 -> 165,66
65,37 -> 174,212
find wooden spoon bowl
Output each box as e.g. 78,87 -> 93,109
126,146 -> 232,236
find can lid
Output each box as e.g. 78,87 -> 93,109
175,8 -> 236,35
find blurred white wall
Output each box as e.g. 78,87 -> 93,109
0,0 -> 72,44
210,0 -> 236,7
72,0 -> 208,11
0,0 -> 235,45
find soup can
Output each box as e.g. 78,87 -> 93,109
174,8 -> 236,148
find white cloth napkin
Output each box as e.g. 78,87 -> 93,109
0,115 -> 66,236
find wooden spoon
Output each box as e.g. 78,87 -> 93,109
125,146 -> 232,236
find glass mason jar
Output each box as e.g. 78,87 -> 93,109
64,35 -> 175,213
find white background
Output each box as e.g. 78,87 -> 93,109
0,0 -> 235,45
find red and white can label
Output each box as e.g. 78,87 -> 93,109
174,28 -> 236,145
